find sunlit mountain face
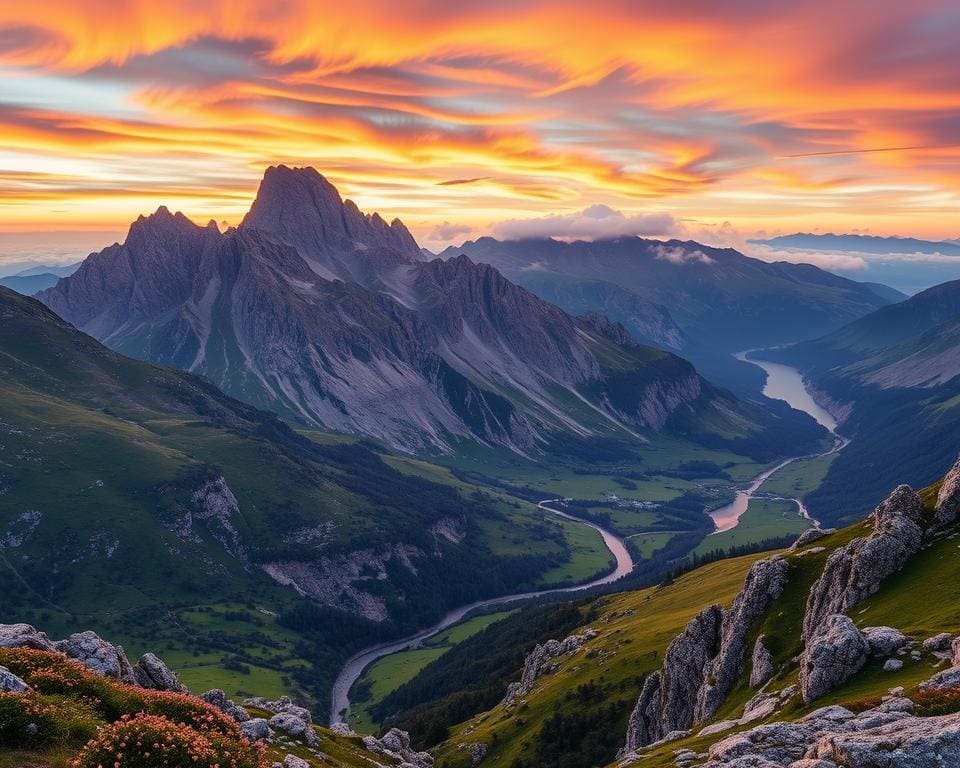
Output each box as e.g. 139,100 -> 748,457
2,0 -> 959,266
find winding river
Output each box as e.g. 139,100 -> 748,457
329,499 -> 634,725
708,354 -> 847,533
330,355 -> 843,724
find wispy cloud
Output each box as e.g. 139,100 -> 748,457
492,204 -> 681,241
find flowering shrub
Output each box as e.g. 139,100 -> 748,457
73,713 -> 267,768
0,690 -> 83,748
135,690 -> 242,738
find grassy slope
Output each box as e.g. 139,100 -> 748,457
426,484 -> 960,768
0,288 -> 608,709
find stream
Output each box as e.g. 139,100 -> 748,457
708,353 -> 847,533
330,355 -> 845,724
328,499 -> 634,725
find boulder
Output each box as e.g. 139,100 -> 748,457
133,652 -> 186,692
923,632 -> 953,652
934,454 -> 960,527
200,688 -> 250,722
0,623 -> 56,651
802,485 -> 923,642
883,659 -> 904,671
800,615 -> 868,704
54,631 -> 136,682
240,718 -> 272,742
791,528 -> 828,550
750,635 -> 775,688
862,626 -> 908,657
953,636 -> 960,666
918,666 -> 960,691
706,722 -> 816,765
0,665 -> 29,693
363,728 -> 433,768
269,712 -> 318,746
282,756 -> 309,768
811,710 -> 960,767
469,742 -> 488,764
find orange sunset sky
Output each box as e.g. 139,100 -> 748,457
1,0 -> 959,252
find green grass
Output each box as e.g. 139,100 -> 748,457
629,531 -> 683,558
760,452 -> 838,498
349,611 -> 515,733
532,517 -> 614,586
692,498 -> 811,556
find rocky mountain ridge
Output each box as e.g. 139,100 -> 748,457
616,455 -> 960,766
38,166 -> 817,456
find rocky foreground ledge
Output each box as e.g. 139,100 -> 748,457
0,622 -> 432,768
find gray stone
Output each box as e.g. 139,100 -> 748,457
502,629 -> 597,706
282,756 -> 309,768
269,712 -> 318,746
877,696 -> 914,713
200,689 -> 250,722
934,454 -> 960,527
923,632 -> 953,652
707,722 -> 815,764
240,718 -> 272,742
800,615 -> 868,704
791,528 -> 829,550
133,652 -> 186,692
883,658 -> 903,671
623,605 -> 723,750
862,626 -> 908,657
811,711 -> 960,767
697,557 -> 790,721
0,623 -> 55,651
802,485 -> 924,643
952,636 -> 960,666
362,728 -> 433,768
788,761 -> 838,768
0,665 -> 29,693
470,742 -> 487,764
750,635 -> 775,688
918,665 -> 960,691
54,631 -> 136,682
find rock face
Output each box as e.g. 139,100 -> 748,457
625,555 -> 789,750
502,629 -> 597,706
132,652 -> 186,693
0,623 -> 56,651
624,605 -> 723,751
38,166 -> 759,455
934,454 -> 960,527
800,615 -> 869,704
802,485 -> 924,642
696,556 -> 790,721
750,635 -> 775,688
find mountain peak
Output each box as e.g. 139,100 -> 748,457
240,165 -> 421,278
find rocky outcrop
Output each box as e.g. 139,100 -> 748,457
802,485 -> 924,642
503,629 -> 598,706
0,623 -> 56,651
624,605 -> 723,751
934,454 -> 960,527
923,632 -> 953,652
0,624 -> 184,693
200,689 -> 250,722
0,665 -> 28,692
800,615 -> 868,704
132,652 -> 186,692
696,556 -> 790,721
790,528 -> 828,550
750,635 -> 775,688
240,718 -> 272,742
625,555 -> 789,750
862,626 -> 908,657
54,631 -> 137,683
362,728 -> 433,768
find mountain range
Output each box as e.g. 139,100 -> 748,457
0,284 -> 593,702
438,236 -> 900,392
38,166 -> 820,459
763,279 -> 960,521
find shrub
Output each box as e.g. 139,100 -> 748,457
72,713 -> 267,768
0,691 -> 93,748
915,686 -> 960,716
